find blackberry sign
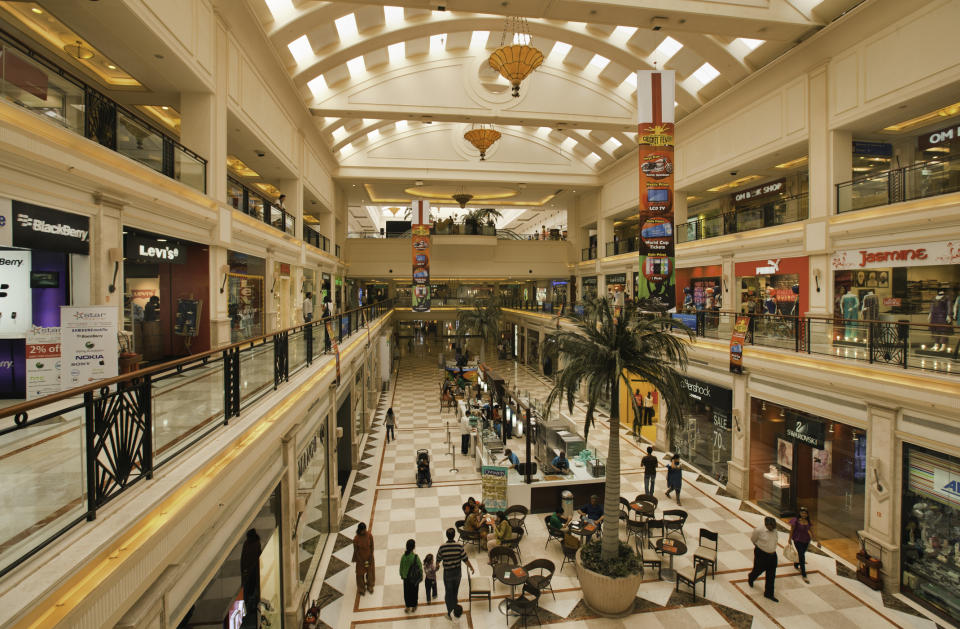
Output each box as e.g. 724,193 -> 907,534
12,201 -> 89,254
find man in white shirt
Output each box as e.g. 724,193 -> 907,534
748,516 -> 780,602
302,292 -> 314,322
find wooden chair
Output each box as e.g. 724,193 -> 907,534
504,584 -> 542,628
544,515 -> 565,550
638,538 -> 663,579
468,573 -> 492,611
635,494 -> 659,509
460,525 -> 483,552
560,533 -> 580,572
646,518 -> 665,552
440,391 -> 456,413
675,559 -> 709,601
455,519 -> 466,542
488,545 -> 518,568
524,558 -> 557,600
662,509 -> 688,543
625,518 -> 646,551
619,497 -> 632,523
693,528 -> 719,579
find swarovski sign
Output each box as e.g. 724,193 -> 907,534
786,417 -> 825,449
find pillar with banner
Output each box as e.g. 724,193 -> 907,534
636,70 -> 676,311
411,199 -> 431,312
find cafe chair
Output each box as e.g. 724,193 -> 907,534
488,546 -> 518,570
560,534 -> 580,573
468,573 -> 492,612
638,539 -> 662,580
460,525 -> 483,552
505,525 -> 525,563
675,558 -> 709,601
693,528 -> 719,579
504,584 -> 542,628
625,518 -> 646,551
543,516 -> 565,550
645,518 -> 665,553
635,494 -> 658,509
440,390 -> 456,413
455,519 -> 466,542
523,558 -> 556,601
662,509 -> 688,543
619,497 -> 632,523
504,504 -> 530,534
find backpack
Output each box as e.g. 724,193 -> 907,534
407,555 -> 422,582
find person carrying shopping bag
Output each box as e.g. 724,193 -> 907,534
788,507 -> 820,583
400,539 -> 423,613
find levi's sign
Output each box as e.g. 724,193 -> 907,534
126,235 -> 186,264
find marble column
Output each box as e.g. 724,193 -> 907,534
725,372 -> 750,499
861,403 -> 899,590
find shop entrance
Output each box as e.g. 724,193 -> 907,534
618,373 -> 659,443
336,393 -> 353,490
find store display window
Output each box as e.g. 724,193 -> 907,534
901,443 -> 960,623
526,329 -> 539,366
675,265 -> 723,314
735,256 -> 807,317
582,276 -> 597,300
749,398 -> 865,562
354,368 -> 365,438
297,418 -> 329,583
670,377 -> 732,484
228,251 -> 265,343
617,374 -> 659,442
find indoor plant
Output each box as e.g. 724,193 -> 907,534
455,297 -> 502,363
545,297 -> 691,615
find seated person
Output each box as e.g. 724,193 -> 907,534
499,448 -> 520,469
578,494 -> 605,528
546,507 -> 569,532
417,458 -> 432,487
462,497 -> 478,517
551,450 -> 570,472
464,505 -> 489,549
486,512 -> 515,550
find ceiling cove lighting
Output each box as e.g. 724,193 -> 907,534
706,175 -> 761,193
388,42 -> 405,63
470,31 -> 490,48
307,75 -> 327,95
652,36 -> 683,61
691,62 -> 719,86
346,56 -> 365,76
883,101 -> 960,132
775,156 -> 808,169
430,34 -> 447,53
383,5 -> 404,25
264,0 -> 295,20
587,54 -> 610,71
737,38 -> 764,52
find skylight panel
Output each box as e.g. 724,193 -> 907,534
307,75 -> 327,95
738,38 -> 764,51
613,26 -> 638,41
388,42 -> 405,62
548,41 -> 572,62
287,35 -> 312,64
470,31 -> 489,48
346,56 -> 366,76
653,36 -> 683,60
383,6 -> 404,25
538,126 -> 552,135
585,152 -> 601,167
332,126 -> 349,142
334,13 -> 358,40
430,34 -> 447,53
264,0 -> 295,20
691,62 -> 719,85
340,142 -> 354,155
621,72 -> 637,88
601,137 -> 622,154
395,120 -> 408,131
560,137 -> 577,152
588,54 -> 610,71
367,128 -> 381,142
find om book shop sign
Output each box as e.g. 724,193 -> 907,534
411,199 -> 431,312
636,70 -> 676,310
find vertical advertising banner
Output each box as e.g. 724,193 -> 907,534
729,315 -> 750,374
60,306 -> 118,390
411,199 -> 431,312
26,326 -> 60,399
636,70 -> 676,310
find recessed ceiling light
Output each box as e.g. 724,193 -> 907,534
161,106 -> 169,110
31,7 -> 43,14
107,64 -> 117,70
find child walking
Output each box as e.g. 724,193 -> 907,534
423,553 -> 438,603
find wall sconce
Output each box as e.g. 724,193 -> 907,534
219,264 -> 230,294
732,411 -> 742,432
814,268 -> 822,293
107,248 -> 122,293
723,278 -> 728,294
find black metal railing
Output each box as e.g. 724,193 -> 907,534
305,225 -> 330,252
605,237 -> 641,257
677,193 -> 809,243
0,31 -> 206,193
227,177 -> 295,236
837,154 -> 960,213
581,247 -> 597,261
0,300 -> 393,579
346,227 -> 567,240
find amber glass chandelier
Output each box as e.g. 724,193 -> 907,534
488,16 -> 543,97
464,124 -> 501,161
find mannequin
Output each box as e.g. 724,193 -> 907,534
763,286 -> 777,315
789,283 -> 800,317
928,290 -> 951,351
713,282 -> 722,310
683,286 -> 695,313
840,286 -> 859,341
861,290 -> 879,321
704,287 -> 717,330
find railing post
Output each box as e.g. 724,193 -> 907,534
305,323 -> 314,365
696,311 -> 705,337
274,331 -> 289,389
806,317 -> 811,354
794,315 -> 801,352
223,347 -> 240,422
900,322 -> 909,369
142,376 -> 154,480
83,390 -> 97,521
867,321 -> 875,364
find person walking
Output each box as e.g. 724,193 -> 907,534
642,391 -> 655,426
789,507 -> 819,583
400,539 -> 423,613
352,522 -> 375,595
664,455 -> 683,505
437,527 -> 474,620
423,553 -> 438,604
641,446 -> 658,496
385,408 -> 396,443
302,292 -> 314,322
748,516 -> 780,602
632,389 -> 643,438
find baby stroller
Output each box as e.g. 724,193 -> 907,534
416,449 -> 433,487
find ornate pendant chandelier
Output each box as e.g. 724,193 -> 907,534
452,188 -> 473,208
463,123 -> 501,161
488,16 -> 543,97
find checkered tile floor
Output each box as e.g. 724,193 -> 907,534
308,339 -> 946,629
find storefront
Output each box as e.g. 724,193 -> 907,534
605,273 -> 627,302
0,200 -> 91,399
581,276 -> 597,301
617,373 -> 659,442
675,265 -> 723,313
672,377 -> 732,484
526,328 -> 539,367
917,120 -> 960,160
271,261 -> 295,331
123,229 -> 210,362
353,367 -> 365,440
749,398 -> 866,562
228,251 -> 266,343
901,443 -> 960,622
736,256 -> 807,316
321,272 -> 332,306
831,241 -> 959,352
296,415 -> 330,585
301,268 -> 316,321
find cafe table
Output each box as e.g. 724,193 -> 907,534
493,563 -> 528,615
655,538 -> 688,580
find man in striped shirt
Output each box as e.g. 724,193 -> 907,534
436,527 -> 475,619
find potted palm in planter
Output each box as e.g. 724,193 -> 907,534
544,297 -> 692,616
462,208 -> 502,235
455,297 -> 502,363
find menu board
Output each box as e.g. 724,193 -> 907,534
481,465 -> 508,513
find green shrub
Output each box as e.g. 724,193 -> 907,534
579,540 -> 642,578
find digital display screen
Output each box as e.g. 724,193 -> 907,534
647,188 -> 669,202
30,271 -> 59,288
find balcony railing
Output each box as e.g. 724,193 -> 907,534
581,247 -> 597,261
227,177 -> 295,236
0,300 -> 392,579
836,154 -> 960,213
677,193 -> 809,243
605,237 -> 641,257
305,225 -> 330,252
346,227 -> 566,240
0,32 -> 206,193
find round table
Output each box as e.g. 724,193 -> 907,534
494,563 -> 527,616
629,501 -> 655,518
655,538 -> 687,581
569,519 -> 601,543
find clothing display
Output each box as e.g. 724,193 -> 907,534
841,290 -> 859,340
861,292 -> 879,321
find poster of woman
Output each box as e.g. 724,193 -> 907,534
812,442 -> 833,480
777,437 -> 793,470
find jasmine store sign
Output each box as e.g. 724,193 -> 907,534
787,417 -> 825,449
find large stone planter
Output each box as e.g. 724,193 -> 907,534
575,548 -> 645,617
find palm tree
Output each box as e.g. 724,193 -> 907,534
456,298 -> 502,362
544,297 -> 692,562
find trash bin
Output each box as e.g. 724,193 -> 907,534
561,490 -> 574,521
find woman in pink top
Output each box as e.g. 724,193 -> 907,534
789,507 -> 819,583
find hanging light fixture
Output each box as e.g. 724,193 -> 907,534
464,123 -> 501,161
488,16 -> 543,97
452,186 -> 473,208
64,40 -> 95,60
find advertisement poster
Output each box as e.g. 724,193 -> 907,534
126,277 -> 159,322
812,442 -> 833,481
729,315 -> 750,374
481,465 -> 508,512
174,298 -> 202,337
636,70 -> 676,310
0,249 -> 32,337
777,437 -> 793,470
325,319 -> 340,386
60,306 -> 118,390
25,326 -> 60,399
411,199 -> 431,312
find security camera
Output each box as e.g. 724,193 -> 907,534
256,150 -> 266,157
730,171 -> 737,176
437,4 -> 446,10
